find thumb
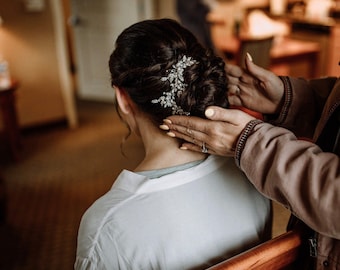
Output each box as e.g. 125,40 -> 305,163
205,106 -> 240,123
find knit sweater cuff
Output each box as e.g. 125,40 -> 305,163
235,119 -> 263,168
265,76 -> 292,125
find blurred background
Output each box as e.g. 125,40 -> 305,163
0,0 -> 339,269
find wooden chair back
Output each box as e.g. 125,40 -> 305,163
237,35 -> 274,69
207,229 -> 303,270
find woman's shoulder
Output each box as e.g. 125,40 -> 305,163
79,189 -> 128,232
78,171 -> 139,241
76,184 -> 132,261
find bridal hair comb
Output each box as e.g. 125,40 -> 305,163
151,55 -> 198,115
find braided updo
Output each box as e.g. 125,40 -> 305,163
109,18 -> 228,124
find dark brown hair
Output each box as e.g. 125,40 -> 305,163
109,18 -> 228,125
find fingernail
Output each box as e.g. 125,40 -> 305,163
163,119 -> 172,124
205,108 -> 214,118
167,132 -> 176,137
246,52 -> 253,62
159,124 -> 169,130
180,146 -> 188,150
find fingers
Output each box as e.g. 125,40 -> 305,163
227,65 -> 258,88
181,141 -> 211,154
160,109 -> 255,157
225,63 -> 243,78
164,115 -> 210,135
180,141 -> 235,157
226,63 -> 253,85
227,94 -> 243,107
161,115 -> 220,154
244,54 -> 274,83
164,120 -> 218,155
227,53 -> 269,86
180,142 -> 205,153
167,122 -> 207,146
227,84 -> 241,96
161,115 -> 211,146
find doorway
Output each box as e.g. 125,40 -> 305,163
67,0 -> 155,102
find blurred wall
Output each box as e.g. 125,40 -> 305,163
156,0 -> 178,19
0,0 -> 72,129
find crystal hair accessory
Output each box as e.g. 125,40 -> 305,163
151,55 -> 198,115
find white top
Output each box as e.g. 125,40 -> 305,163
75,155 -> 271,270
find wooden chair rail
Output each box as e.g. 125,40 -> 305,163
208,229 -> 302,270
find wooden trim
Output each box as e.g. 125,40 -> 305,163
208,229 -> 302,270
50,0 -> 78,129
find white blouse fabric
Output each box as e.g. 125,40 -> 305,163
75,155 -> 271,270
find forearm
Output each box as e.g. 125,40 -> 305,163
238,122 -> 340,239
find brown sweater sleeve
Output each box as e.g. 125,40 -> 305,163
238,122 -> 340,239
267,76 -> 337,139
235,76 -> 340,239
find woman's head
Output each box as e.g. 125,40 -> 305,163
109,18 -> 228,125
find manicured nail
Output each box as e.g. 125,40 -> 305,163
167,132 -> 176,137
205,108 -> 214,118
163,119 -> 172,124
159,124 -> 169,130
180,146 -> 188,150
246,52 -> 253,62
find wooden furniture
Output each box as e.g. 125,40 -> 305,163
0,172 -> 6,224
237,35 -> 274,69
214,34 -> 321,78
289,17 -> 335,77
208,229 -> 303,270
0,81 -> 21,161
270,38 -> 320,78
328,24 -> 340,76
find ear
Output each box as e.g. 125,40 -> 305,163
114,86 -> 141,137
115,87 -> 132,115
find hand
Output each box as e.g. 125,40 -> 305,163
226,53 -> 284,115
161,106 -> 256,157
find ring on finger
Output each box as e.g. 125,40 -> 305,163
201,142 -> 208,153
235,86 -> 241,96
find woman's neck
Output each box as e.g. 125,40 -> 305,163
134,120 -> 207,172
